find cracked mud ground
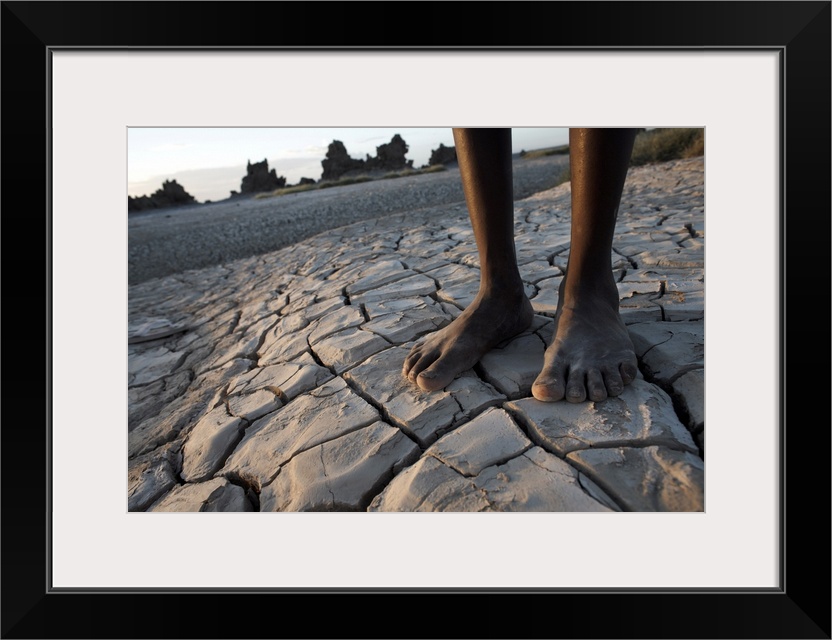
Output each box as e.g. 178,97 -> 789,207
128,157 -> 705,512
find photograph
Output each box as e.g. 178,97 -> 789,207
3,1 -> 829,638
126,126 -> 707,515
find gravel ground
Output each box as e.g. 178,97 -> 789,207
128,154 -> 570,285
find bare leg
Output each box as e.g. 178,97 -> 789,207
402,128 -> 533,391
532,128 -> 639,403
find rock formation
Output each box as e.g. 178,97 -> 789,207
128,179 -> 196,212
320,140 -> 366,181
321,135 -> 413,181
428,143 -> 457,166
240,159 -> 286,194
364,134 -> 413,172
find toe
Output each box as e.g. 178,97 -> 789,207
620,358 -> 639,385
407,349 -> 440,382
532,367 -> 567,402
531,378 -> 565,402
586,369 -> 607,402
416,359 -> 458,392
603,368 -> 625,397
565,369 -> 587,403
402,345 -> 424,376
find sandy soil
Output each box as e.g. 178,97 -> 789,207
128,154 -> 570,285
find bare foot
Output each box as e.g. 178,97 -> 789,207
532,282 -> 638,403
403,291 -> 533,392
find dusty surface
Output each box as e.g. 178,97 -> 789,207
128,155 -> 570,284
128,156 -> 705,512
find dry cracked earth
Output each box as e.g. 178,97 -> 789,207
128,157 -> 705,513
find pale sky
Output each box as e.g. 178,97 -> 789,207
128,127 -> 569,203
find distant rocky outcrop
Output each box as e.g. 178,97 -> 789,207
128,179 -> 196,212
298,177 -> 316,186
364,134 -> 413,172
320,140 -> 366,181
321,134 -> 413,181
428,143 -> 457,166
241,159 -> 287,194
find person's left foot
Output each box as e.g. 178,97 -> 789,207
531,282 -> 638,403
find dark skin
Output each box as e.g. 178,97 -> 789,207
402,128 -> 639,402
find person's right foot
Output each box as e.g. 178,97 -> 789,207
402,291 -> 534,392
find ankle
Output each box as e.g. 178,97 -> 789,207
478,279 -> 527,303
560,274 -> 619,307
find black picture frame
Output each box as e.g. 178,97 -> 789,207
3,2 -> 829,638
